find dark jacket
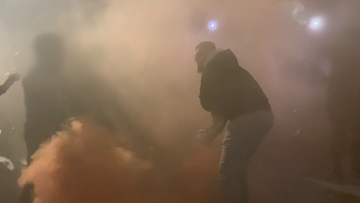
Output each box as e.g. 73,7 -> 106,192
22,69 -> 69,158
199,49 -> 271,120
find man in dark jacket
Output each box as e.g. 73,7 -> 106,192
19,33 -> 68,203
322,24 -> 360,184
22,33 -> 67,163
195,41 -> 274,203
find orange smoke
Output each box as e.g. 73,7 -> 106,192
18,118 -> 222,203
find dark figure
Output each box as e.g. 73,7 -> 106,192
325,25 -> 360,184
19,33 -> 67,203
195,41 -> 274,203
19,33 -> 155,202
0,74 -> 20,203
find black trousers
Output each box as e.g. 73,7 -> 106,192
18,147 -> 38,203
19,126 -> 58,203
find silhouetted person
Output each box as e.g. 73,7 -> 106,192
19,33 -> 67,203
325,25 -> 360,184
0,73 -> 20,203
195,41 -> 273,203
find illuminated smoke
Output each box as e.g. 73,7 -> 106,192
1,0 -> 329,201
18,118 -> 221,203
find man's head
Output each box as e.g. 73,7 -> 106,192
33,33 -> 64,68
195,41 -> 216,73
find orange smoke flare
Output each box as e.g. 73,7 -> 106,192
18,118 -> 222,203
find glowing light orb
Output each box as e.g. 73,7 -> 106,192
309,17 -> 324,31
208,21 -> 217,31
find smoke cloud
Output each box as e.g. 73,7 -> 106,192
0,0 -> 331,201
19,118 -> 221,203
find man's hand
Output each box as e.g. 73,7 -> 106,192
4,73 -> 21,88
198,126 -> 224,145
197,112 -> 227,145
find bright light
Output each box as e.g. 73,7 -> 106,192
309,17 -> 324,31
208,21 -> 217,31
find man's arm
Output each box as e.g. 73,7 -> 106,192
211,112 -> 227,132
0,85 -> 7,96
200,112 -> 227,145
199,72 -> 217,112
0,74 -> 21,96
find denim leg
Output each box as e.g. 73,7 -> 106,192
219,111 -> 273,203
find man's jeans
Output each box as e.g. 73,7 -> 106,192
219,110 -> 274,203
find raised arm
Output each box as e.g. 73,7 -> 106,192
0,74 -> 21,96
